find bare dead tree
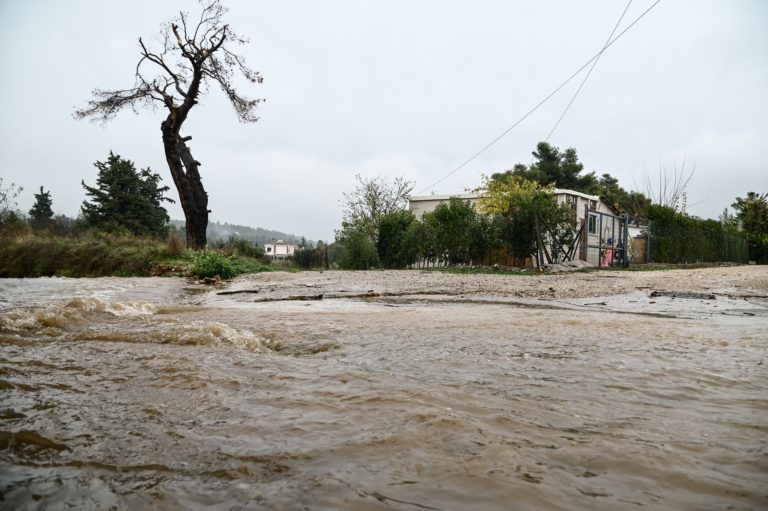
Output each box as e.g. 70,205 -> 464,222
641,156 -> 695,212
75,0 -> 263,249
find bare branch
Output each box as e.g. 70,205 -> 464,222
76,0 -> 262,125
138,37 -> 186,98
74,86 -> 161,123
642,156 -> 696,211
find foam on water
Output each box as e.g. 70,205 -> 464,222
0,292 -> 272,352
1,276 -> 767,510
0,296 -> 157,334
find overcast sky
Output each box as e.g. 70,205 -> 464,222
1,0 -> 766,241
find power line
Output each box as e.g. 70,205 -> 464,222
542,0 -> 633,144
416,0 -> 662,195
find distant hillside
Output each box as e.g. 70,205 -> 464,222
171,220 -> 307,247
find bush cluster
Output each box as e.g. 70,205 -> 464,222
648,205 -> 747,263
189,250 -> 271,279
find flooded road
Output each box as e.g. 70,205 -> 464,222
1,273 -> 767,510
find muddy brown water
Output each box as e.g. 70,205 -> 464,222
1,276 -> 766,510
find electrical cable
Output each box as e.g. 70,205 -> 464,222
542,0 -> 633,144
416,0 -> 662,195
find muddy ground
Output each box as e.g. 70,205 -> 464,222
222,265 -> 768,302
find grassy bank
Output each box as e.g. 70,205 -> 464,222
0,234 -> 273,278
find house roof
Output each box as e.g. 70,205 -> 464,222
552,188 -> 600,201
409,193 -> 480,202
409,188 -> 600,202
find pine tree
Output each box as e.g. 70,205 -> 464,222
29,186 -> 54,226
81,152 -> 174,236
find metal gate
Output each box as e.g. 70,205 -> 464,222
584,205 -> 629,268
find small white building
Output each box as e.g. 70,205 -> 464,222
408,188 -> 622,266
264,239 -> 297,261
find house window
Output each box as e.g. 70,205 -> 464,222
589,199 -> 597,210
588,214 -> 597,234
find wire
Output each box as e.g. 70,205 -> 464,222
416,0 -> 662,195
543,0 -> 633,144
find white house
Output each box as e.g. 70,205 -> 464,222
264,239 -> 297,261
408,188 -> 624,266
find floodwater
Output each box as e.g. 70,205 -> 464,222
1,276 -> 766,510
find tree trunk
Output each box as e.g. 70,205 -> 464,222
161,118 -> 208,249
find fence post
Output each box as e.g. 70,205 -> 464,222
623,214 -> 630,268
598,213 -> 604,267
646,219 -> 652,263
583,203 -> 589,262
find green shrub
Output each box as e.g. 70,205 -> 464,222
189,250 -> 271,279
190,251 -> 239,279
337,232 -> 379,270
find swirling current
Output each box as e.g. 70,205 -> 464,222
0,275 -> 766,510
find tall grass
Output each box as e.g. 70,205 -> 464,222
0,232 -> 273,278
0,233 -> 174,277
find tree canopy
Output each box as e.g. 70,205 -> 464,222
336,174 -> 414,269
476,174 -> 576,264
492,142 -> 600,195
491,142 -> 652,222
81,153 -> 174,237
597,173 -> 651,225
376,209 -> 419,269
29,186 -> 54,226
732,192 -> 768,263
340,174 -> 414,241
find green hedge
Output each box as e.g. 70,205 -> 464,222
648,205 -> 747,264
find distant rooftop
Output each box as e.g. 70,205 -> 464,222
409,188 -> 599,202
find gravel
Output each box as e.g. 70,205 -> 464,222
228,265 -> 768,301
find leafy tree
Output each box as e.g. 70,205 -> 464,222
476,174 -> 575,265
732,192 -> 768,263
412,215 -> 439,267
337,230 -> 379,270
29,186 -> 54,227
425,197 -> 477,265
732,192 -> 768,237
376,210 -> 418,269
81,152 -> 174,236
340,174 -> 414,241
76,0 -> 263,249
538,199 -> 578,262
493,142 -> 599,194
467,213 -> 498,265
597,173 -> 651,224
336,174 -> 413,269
